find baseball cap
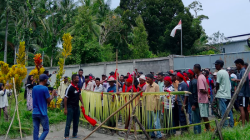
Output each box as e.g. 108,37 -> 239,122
214,60 -> 224,65
39,74 -> 49,81
109,71 -> 115,75
139,72 -> 143,74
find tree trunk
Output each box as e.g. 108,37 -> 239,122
50,54 -> 53,67
14,45 -> 18,64
4,10 -> 9,63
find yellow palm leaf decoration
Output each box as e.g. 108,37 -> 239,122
16,41 -> 26,66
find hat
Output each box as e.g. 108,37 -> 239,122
39,74 -> 49,81
126,77 -> 133,83
139,75 -> 146,80
213,72 -> 217,76
169,72 -> 177,76
169,70 -> 174,74
214,60 -> 224,66
85,75 -> 89,78
64,76 -> 68,79
110,71 -> 115,75
89,73 -> 93,76
139,72 -> 143,74
107,76 -> 116,82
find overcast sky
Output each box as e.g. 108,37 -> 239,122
109,0 -> 250,37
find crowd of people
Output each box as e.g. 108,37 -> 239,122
0,58 -> 249,140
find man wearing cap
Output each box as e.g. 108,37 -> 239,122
176,72 -> 189,132
32,74 -> 57,140
137,75 -> 147,92
107,77 -> 116,93
145,74 -> 162,139
58,76 -> 70,99
163,76 -> 176,135
233,59 -> 249,127
187,69 -> 201,134
82,75 -> 94,91
214,60 -> 234,128
77,69 -> 85,89
194,64 -> 211,130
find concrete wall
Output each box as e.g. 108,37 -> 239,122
24,56 -> 172,87
173,51 -> 250,72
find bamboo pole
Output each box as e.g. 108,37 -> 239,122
116,49 -> 118,130
82,91 -> 142,140
133,116 -> 151,140
81,117 -> 230,132
212,65 -> 250,139
125,72 -> 136,140
5,78 -> 22,140
86,91 -> 191,95
14,79 -> 23,139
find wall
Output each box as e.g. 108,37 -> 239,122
173,51 -> 250,72
222,40 -> 248,53
24,56 -> 171,87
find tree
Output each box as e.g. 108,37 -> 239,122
208,31 -> 229,53
128,15 -> 153,59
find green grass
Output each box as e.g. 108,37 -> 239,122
169,117 -> 250,140
0,91 -> 66,138
169,123 -> 250,140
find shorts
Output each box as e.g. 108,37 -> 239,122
198,103 -> 209,118
238,96 -> 249,107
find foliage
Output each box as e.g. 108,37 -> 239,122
16,41 -> 26,65
55,33 -> 73,89
62,33 -> 73,59
0,61 -> 10,84
128,15 -> 154,59
29,54 -> 45,82
208,31 -> 230,53
7,64 -> 27,91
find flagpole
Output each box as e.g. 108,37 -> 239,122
181,19 -> 182,55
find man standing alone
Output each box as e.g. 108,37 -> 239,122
32,74 -> 57,140
64,74 -> 84,140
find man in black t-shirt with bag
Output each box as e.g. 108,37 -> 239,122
64,74 -> 84,140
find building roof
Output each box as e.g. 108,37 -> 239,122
226,33 -> 250,43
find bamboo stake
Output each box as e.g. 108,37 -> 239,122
82,91 -> 142,140
133,116 -> 151,140
179,95 -> 190,128
80,117 -> 230,132
13,78 -> 23,139
116,49 -> 118,130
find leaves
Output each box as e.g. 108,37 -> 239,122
16,41 -> 26,65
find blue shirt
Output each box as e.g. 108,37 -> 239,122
107,85 -> 116,92
177,81 -> 189,105
78,75 -> 85,89
238,68 -> 250,97
32,85 -> 50,116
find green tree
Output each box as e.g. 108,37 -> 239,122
128,15 -> 153,59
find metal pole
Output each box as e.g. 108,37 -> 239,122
181,19 -> 182,55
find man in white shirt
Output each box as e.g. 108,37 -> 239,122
82,75 -> 94,91
58,76 -> 70,99
94,78 -> 106,92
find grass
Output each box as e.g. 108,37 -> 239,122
169,122 -> 250,140
0,91 -> 66,139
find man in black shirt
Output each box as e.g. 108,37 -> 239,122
187,69 -> 201,134
64,74 -> 84,140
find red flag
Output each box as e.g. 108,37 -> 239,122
114,69 -> 119,80
81,106 -> 97,126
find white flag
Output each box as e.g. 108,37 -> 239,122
170,20 -> 182,37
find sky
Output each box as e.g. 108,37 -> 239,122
109,0 -> 250,37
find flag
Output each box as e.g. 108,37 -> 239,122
114,69 -> 119,80
81,106 -> 97,126
170,20 -> 182,37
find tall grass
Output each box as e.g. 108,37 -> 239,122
0,91 -> 66,138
